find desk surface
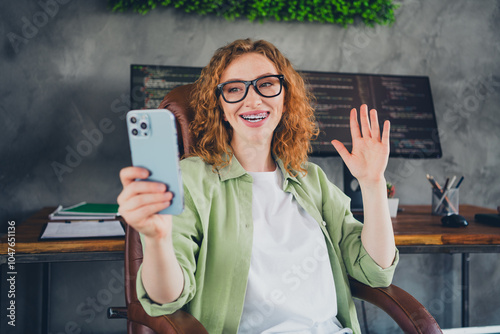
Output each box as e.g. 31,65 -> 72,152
1,205 -> 499,257
0,207 -> 125,255
392,205 -> 499,246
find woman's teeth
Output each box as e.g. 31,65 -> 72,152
241,113 -> 268,122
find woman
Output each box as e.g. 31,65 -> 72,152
117,39 -> 398,334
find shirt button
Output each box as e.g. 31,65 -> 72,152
322,221 -> 327,226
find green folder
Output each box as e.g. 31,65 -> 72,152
60,202 -> 119,215
49,202 -> 120,220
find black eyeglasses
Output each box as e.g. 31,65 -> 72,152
216,74 -> 285,103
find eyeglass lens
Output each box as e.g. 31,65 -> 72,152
221,76 -> 282,103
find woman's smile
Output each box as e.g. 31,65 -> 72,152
239,111 -> 270,126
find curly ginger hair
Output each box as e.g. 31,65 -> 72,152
189,39 -> 319,176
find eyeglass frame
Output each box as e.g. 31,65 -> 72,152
216,74 -> 285,104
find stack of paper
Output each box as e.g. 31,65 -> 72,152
49,202 -> 120,220
40,220 -> 125,239
40,202 -> 124,240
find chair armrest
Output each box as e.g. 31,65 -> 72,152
127,301 -> 209,334
349,277 -> 442,334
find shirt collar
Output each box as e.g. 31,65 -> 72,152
275,156 -> 301,186
218,153 -> 248,182
217,152 -> 301,186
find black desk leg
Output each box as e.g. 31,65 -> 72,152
42,262 -> 51,334
462,253 -> 469,327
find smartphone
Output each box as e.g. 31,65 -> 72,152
126,109 -> 184,215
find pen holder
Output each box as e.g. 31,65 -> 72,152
432,188 -> 459,216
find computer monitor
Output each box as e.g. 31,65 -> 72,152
301,71 -> 442,159
130,65 -> 202,110
299,71 -> 442,210
131,65 -> 442,210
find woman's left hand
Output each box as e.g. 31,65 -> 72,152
331,104 -> 390,185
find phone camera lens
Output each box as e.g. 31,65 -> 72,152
130,117 -> 137,124
140,122 -> 148,129
131,129 -> 138,136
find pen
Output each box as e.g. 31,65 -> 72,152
442,177 -> 450,192
427,175 -> 450,206
426,174 -> 437,189
426,174 -> 442,196
455,176 -> 465,189
447,175 -> 457,190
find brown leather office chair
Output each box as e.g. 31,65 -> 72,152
108,84 -> 443,334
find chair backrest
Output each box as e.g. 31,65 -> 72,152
158,84 -> 197,157
124,84 -> 197,333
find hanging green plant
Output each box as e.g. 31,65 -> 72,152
108,0 -> 398,27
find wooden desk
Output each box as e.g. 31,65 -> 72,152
0,207 -> 125,334
391,204 -> 499,328
1,205 -> 498,330
0,207 -> 124,264
393,204 -> 500,251
2,205 -> 497,262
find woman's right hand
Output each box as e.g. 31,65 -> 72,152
119,167 -> 185,303
117,166 -> 174,240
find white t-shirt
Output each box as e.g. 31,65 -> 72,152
238,168 -> 352,334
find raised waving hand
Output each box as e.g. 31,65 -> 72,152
331,104 -> 395,269
331,104 -> 390,186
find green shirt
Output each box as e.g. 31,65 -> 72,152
137,156 -> 399,334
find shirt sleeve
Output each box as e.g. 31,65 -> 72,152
339,208 -> 399,288
315,165 -> 398,288
135,187 -> 202,316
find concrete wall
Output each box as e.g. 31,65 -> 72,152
1,0 -> 499,332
